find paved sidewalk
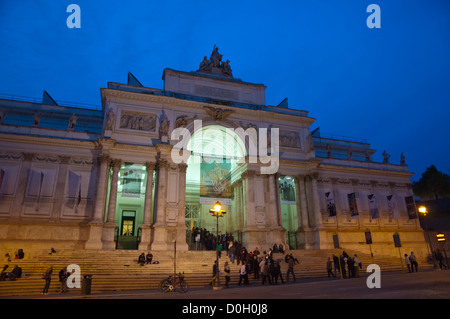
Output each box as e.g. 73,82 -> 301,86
4,269 -> 449,299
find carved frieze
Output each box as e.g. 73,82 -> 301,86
279,130 -> 301,148
119,111 -> 156,132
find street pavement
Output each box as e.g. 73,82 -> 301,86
5,268 -> 449,300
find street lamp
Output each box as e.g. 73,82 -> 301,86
418,205 -> 437,269
209,201 -> 226,290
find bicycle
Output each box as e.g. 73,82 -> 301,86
159,272 -> 189,293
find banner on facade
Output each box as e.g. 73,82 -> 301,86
347,192 -> 359,218
200,158 -> 232,202
368,194 -> 379,219
279,176 -> 296,205
386,195 -> 399,220
122,165 -> 142,197
325,191 -> 336,218
405,196 -> 417,219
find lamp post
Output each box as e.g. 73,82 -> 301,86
418,205 -> 437,269
209,201 -> 226,290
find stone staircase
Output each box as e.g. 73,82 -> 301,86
0,248 -> 432,296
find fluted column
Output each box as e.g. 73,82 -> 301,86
102,158 -> 121,250
92,154 -> 110,222
139,161 -> 155,250
143,162 -> 155,226
85,154 -> 110,250
311,172 -> 323,228
106,159 -> 121,224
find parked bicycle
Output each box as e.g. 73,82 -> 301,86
159,272 -> 189,293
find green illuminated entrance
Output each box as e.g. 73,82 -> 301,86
184,125 -> 246,247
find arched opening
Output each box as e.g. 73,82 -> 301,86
279,175 -> 299,249
184,124 -> 247,250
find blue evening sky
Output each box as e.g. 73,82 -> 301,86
0,1 -> 449,181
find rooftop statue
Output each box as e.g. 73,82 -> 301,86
197,45 -> 233,78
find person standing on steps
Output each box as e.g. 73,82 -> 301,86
286,255 -> 296,283
238,261 -> 249,285
224,261 -> 231,288
42,266 -> 53,295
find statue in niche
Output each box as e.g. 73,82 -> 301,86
68,113 -> 77,130
159,113 -> 170,137
105,108 -> 115,130
33,110 -> 42,127
382,150 -> 390,164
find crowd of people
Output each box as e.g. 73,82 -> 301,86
205,235 -> 298,288
328,251 -> 362,278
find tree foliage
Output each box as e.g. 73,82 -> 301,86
412,165 -> 450,200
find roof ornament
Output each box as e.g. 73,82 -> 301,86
198,45 -> 233,78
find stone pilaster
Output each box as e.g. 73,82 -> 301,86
10,153 -> 35,221
102,158 -> 122,250
49,156 -> 71,222
138,162 -> 155,250
85,154 -> 110,250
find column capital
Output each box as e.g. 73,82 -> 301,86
145,161 -> 156,171
178,163 -> 188,173
111,158 -> 122,171
98,154 -> 110,164
59,155 -> 71,164
22,152 -> 35,161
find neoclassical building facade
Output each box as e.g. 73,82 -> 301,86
0,47 -> 427,257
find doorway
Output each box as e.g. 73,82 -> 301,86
117,210 -> 138,250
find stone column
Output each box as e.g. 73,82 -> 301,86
150,158 -> 168,250
91,154 -> 110,222
10,152 -> 35,221
311,172 -> 323,228
102,158 -> 121,250
294,175 -> 309,230
268,173 -> 286,250
85,154 -> 110,250
106,159 -> 121,224
138,162 -> 155,250
49,156 -> 71,222
234,180 -> 243,233
174,163 -> 189,251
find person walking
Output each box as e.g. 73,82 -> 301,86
409,252 -> 418,272
211,261 -> 218,286
332,254 -> 340,277
273,261 -> 284,284
238,261 -> 249,286
286,255 -> 296,283
327,257 -> 335,277
261,261 -> 272,285
353,254 -> 360,278
224,261 -> 231,288
58,266 -> 69,293
252,255 -> 260,279
42,266 -> 53,295
404,254 -> 411,273
435,249 -> 447,270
